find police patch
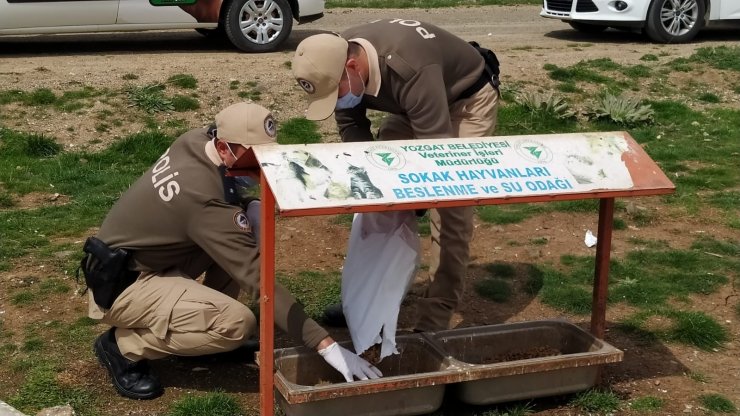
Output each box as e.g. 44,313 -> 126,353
298,78 -> 315,94
234,211 -> 251,232
264,115 -> 276,138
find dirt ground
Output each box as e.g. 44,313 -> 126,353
1,5 -> 739,415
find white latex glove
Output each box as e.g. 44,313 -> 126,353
318,342 -> 383,382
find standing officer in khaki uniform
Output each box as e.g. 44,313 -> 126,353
292,19 -> 500,332
82,102 -> 381,400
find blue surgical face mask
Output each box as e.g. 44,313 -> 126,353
336,68 -> 365,110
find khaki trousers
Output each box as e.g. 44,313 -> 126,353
99,262 -> 256,362
378,83 -> 499,331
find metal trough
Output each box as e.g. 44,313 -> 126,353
273,320 -> 623,414
430,319 -> 624,405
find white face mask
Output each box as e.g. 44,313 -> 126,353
335,68 -> 365,110
213,137 -> 240,166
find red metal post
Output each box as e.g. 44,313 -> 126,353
259,177 -> 276,416
590,197 -> 615,339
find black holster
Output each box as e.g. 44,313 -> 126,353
469,41 -> 501,89
79,237 -> 138,309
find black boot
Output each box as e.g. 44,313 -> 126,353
322,303 -> 347,327
94,328 -> 163,400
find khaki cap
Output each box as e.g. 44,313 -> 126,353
292,33 -> 349,121
214,102 -> 277,146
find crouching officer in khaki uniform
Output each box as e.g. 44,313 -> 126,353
292,19 -> 500,332
80,102 -> 381,400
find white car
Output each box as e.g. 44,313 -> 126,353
541,0 -> 740,43
0,0 -> 324,52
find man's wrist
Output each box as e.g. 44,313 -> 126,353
316,336 -> 335,352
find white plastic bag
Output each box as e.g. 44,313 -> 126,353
341,211 -> 421,361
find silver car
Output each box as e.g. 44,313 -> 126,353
0,0 -> 324,52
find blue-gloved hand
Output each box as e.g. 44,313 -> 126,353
318,342 -> 382,382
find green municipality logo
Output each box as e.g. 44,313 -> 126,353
515,139 -> 553,163
366,145 -> 405,170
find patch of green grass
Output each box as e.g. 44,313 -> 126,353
0,89 -> 25,104
167,391 -> 244,416
229,80 -> 240,90
698,92 -> 720,103
11,291 -> 36,305
627,237 -> 670,250
540,239 -> 737,315
584,57 -> 621,71
539,275 -> 593,314
690,236 -> 739,257
709,191 -> 740,210
570,388 -> 620,413
485,262 -> 516,278
478,401 -> 535,415
0,127 -> 174,264
622,64 -> 652,78
0,191 -> 15,208
122,73 -> 139,80
237,90 -> 262,101
556,82 -> 581,93
277,117 -> 321,145
277,270 -> 341,320
699,394 -> 736,413
630,395 -> 664,412
550,199 -> 601,212
613,217 -> 627,230
530,237 -> 548,245
8,362 -> 97,415
690,46 -> 740,71
544,62 -> 611,84
474,278 -> 512,303
640,54 -> 659,62
38,278 -> 71,296
622,309 -> 729,351
497,102 -> 579,135
686,371 -> 708,383
1,131 -> 62,158
94,123 -> 110,133
21,337 -> 44,353
666,57 -> 693,72
126,83 -> 173,113
476,204 -> 545,224
167,74 -> 198,89
171,95 -> 200,112
27,88 -> 57,105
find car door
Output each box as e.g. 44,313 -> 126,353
116,0 -> 214,25
0,0 -> 119,31
719,0 -> 740,19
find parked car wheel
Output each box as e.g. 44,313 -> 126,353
568,21 -> 608,33
644,0 -> 705,43
223,0 -> 294,53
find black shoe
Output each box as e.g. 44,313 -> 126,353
94,328 -> 164,400
322,303 -> 347,327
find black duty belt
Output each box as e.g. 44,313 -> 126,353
459,68 -> 499,100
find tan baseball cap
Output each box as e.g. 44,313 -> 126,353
214,102 -> 277,146
292,33 -> 349,121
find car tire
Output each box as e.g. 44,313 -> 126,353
644,0 -> 705,43
568,21 -> 608,33
223,0 -> 294,53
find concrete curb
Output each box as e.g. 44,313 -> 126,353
0,400 -> 27,416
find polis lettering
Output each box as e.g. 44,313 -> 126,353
151,147 -> 180,202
